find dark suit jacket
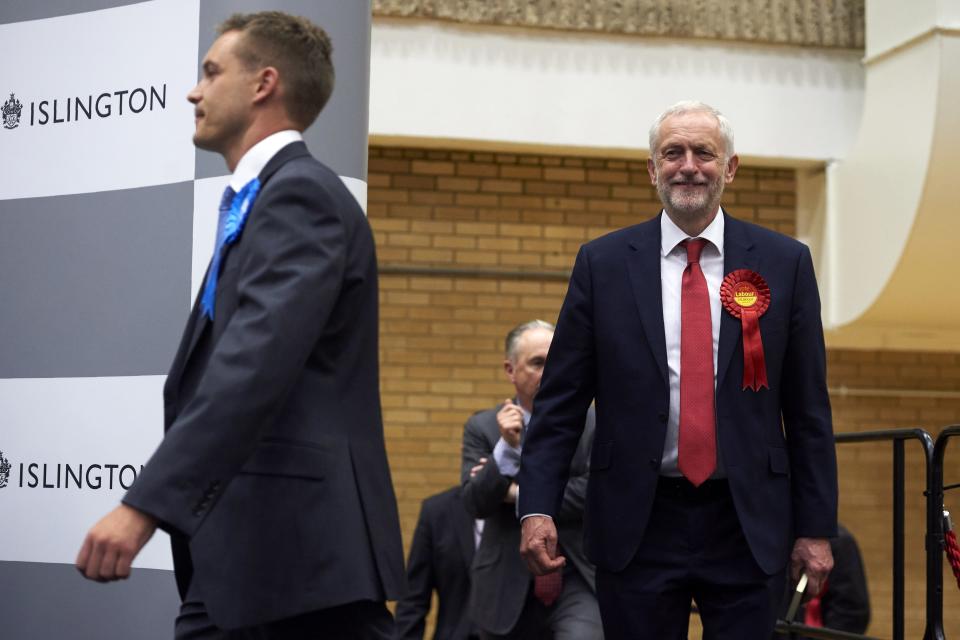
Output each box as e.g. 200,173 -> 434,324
461,404 -> 596,635
124,141 -> 405,629
518,212 -> 838,577
394,486 -> 477,640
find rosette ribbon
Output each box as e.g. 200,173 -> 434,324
720,269 -> 771,391
201,177 -> 261,320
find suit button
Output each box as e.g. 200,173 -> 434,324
649,458 -> 660,470
658,413 -> 667,423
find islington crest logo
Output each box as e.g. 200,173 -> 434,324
3,93 -> 23,130
0,450 -> 11,488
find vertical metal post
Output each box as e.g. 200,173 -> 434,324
925,427 -> 953,640
893,439 -> 905,640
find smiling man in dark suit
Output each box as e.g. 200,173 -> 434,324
518,101 -> 838,639
75,11 -> 404,639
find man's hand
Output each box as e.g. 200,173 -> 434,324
76,504 -> 158,582
520,515 -> 565,576
496,399 -> 524,448
790,537 -> 834,596
469,457 -> 488,479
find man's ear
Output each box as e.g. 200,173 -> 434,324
647,157 -> 658,185
252,67 -> 280,104
724,153 -> 740,184
503,359 -> 516,383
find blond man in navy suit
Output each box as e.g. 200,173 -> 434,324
77,12 -> 404,639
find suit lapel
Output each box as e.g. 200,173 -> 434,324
626,218 -> 669,384
178,141 -> 312,369
453,492 -> 476,569
163,265 -> 211,409
717,213 -> 758,389
180,261 -> 213,373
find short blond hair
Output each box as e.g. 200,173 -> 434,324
219,11 -> 335,130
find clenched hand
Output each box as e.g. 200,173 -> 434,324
790,537 -> 834,596
76,503 -> 158,582
520,514 -> 565,576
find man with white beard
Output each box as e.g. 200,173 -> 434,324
518,101 -> 838,639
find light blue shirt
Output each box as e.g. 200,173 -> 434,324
492,403 -> 530,477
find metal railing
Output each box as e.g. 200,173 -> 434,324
695,426 -> 959,640
928,424 -> 960,640
775,620 -> 883,640
835,429 -> 939,640
772,428 -> 938,640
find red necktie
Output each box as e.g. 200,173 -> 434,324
678,238 -> 716,486
534,571 -> 563,607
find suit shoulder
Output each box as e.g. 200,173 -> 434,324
463,406 -> 504,448
269,155 -> 332,187
731,216 -> 809,256
581,218 -> 657,254
266,152 -> 362,210
421,486 -> 461,514
466,406 -> 500,426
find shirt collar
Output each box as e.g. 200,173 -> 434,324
660,207 -> 725,258
229,130 -> 303,191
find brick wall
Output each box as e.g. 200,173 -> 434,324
828,350 -> 960,638
368,145 -> 960,638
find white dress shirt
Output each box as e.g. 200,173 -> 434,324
659,210 -> 726,477
474,519 -> 485,549
229,129 -> 303,191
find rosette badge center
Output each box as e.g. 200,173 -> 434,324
721,270 -> 770,391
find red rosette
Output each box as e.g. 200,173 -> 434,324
721,269 -> 771,391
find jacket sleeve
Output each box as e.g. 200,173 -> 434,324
460,412 -> 513,519
519,247 -> 597,519
123,170 -> 351,537
780,245 -> 838,539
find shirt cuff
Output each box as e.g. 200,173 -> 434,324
520,513 -> 552,521
492,437 -> 522,477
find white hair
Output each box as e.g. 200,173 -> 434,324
505,319 -> 554,362
648,101 -> 735,159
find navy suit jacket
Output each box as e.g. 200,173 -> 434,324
124,142 -> 405,629
518,212 -> 837,576
394,486 -> 477,640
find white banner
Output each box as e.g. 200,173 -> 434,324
0,0 -> 198,200
0,376 -> 173,569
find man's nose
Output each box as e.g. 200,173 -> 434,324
187,85 -> 201,104
678,151 -> 698,173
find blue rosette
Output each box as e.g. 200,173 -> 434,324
201,177 -> 262,319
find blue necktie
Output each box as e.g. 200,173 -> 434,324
201,185 -> 236,320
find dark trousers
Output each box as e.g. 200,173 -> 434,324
174,599 -> 395,640
596,478 -> 785,640
479,569 -> 603,640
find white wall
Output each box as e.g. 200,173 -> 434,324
369,19 -> 865,164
